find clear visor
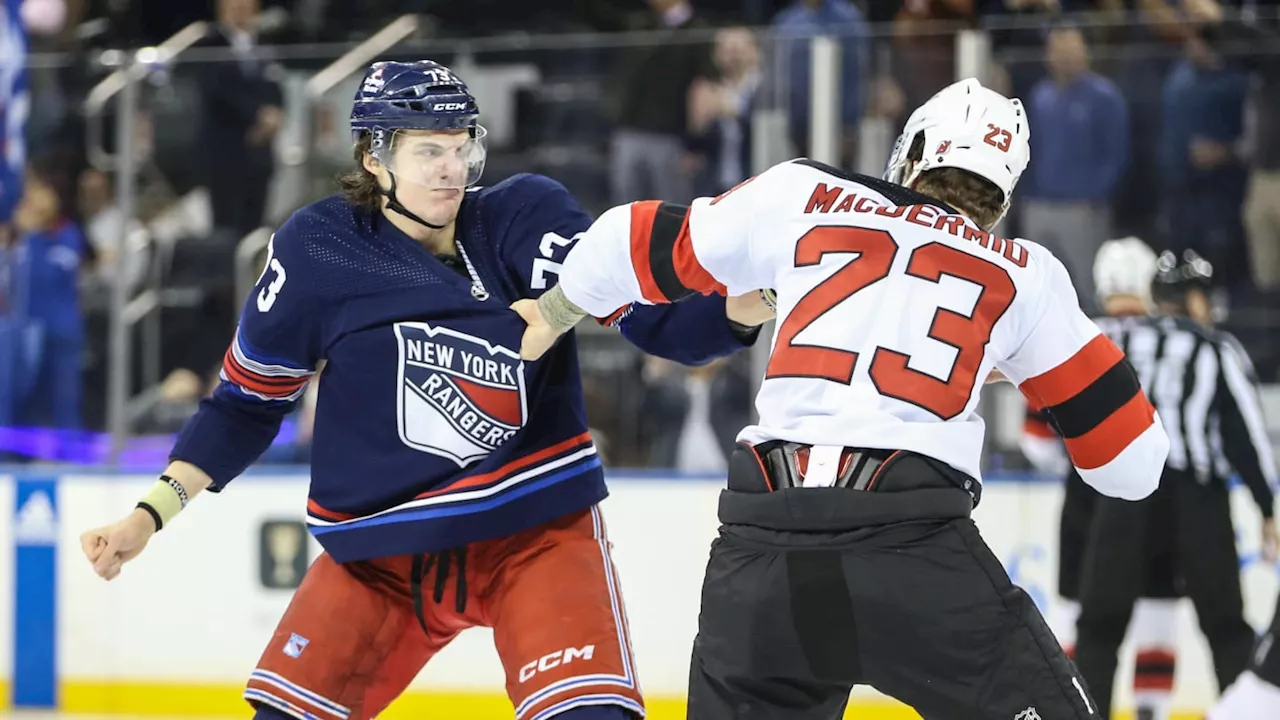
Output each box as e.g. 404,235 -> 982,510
371,126 -> 488,189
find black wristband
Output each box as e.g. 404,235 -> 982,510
136,501 -> 163,532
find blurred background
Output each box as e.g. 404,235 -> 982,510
1,0 -> 1278,477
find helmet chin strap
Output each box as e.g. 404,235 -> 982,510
379,173 -> 449,230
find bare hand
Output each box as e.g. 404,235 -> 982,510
725,291 -> 776,327
986,369 -> 1011,385
81,509 -> 157,581
511,299 -> 565,361
1262,517 -> 1278,563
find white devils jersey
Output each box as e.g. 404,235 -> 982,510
558,159 -> 1169,499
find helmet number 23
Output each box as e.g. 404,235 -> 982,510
983,124 -> 1012,153
256,234 -> 287,313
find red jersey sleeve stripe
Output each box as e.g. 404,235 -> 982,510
1023,417 -> 1057,439
628,201 -> 724,303
1062,392 -> 1157,469
223,349 -> 310,398
670,208 -> 726,297
1019,334 -> 1125,409
628,201 -> 666,303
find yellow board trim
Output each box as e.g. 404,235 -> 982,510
0,681 -> 1201,719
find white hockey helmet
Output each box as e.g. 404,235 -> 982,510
883,78 -> 1030,225
1093,236 -> 1158,305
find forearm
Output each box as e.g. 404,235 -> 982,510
161,460 -> 214,500
169,393 -> 290,489
131,460 -> 215,532
554,204 -> 651,318
536,284 -> 590,334
1242,471 -> 1276,519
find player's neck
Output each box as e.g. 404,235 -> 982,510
905,179 -> 980,229
384,208 -> 457,256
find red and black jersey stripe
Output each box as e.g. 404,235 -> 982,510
628,201 -> 725,303
1019,334 -> 1156,469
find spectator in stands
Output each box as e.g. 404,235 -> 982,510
608,0 -> 716,204
1159,31 -> 1250,290
0,165 -> 85,445
977,0 -> 1094,103
1106,0 -> 1205,240
638,354 -> 752,472
77,168 -> 147,292
194,0 -> 284,238
0,0 -> 30,246
891,0 -> 975,117
22,0 -> 68,151
690,26 -> 761,197
1023,24 -> 1129,313
771,0 -> 866,164
1188,0 -> 1280,292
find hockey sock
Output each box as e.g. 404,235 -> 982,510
1131,598 -> 1179,720
550,705 -> 637,719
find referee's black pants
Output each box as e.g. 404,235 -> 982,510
1074,468 -> 1255,717
687,445 -> 1100,720
1059,471 -> 1101,602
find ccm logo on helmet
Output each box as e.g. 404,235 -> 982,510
518,644 -> 596,683
433,102 -> 469,111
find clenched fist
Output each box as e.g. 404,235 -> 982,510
81,509 -> 157,581
511,298 -> 563,361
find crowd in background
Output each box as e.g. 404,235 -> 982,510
0,0 -> 1278,471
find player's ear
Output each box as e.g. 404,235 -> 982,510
362,152 -> 382,175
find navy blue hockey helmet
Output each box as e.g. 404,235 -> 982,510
350,60 -> 487,189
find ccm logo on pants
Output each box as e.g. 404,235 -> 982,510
519,645 -> 596,683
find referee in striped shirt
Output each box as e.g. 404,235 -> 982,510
1073,249 -> 1278,719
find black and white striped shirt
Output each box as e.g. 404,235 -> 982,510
1099,314 -> 1277,515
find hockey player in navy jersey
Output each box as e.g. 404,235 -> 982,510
79,60 -> 765,720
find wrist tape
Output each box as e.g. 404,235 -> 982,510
537,284 -> 589,334
136,475 -> 188,531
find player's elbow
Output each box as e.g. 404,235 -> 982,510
1076,422 -> 1169,501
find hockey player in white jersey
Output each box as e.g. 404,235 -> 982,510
516,78 -> 1169,719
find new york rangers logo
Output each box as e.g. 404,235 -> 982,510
394,322 -> 528,466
